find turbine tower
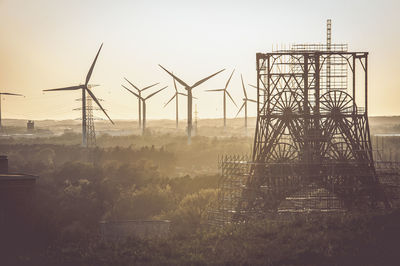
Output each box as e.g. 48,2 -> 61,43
123,78 -> 159,129
43,43 -> 114,147
194,104 -> 198,136
164,75 -> 190,129
122,85 -> 167,135
158,65 -> 224,144
0,92 -> 24,130
205,69 -> 237,128
236,75 -> 256,131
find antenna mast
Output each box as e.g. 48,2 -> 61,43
327,19 -> 332,90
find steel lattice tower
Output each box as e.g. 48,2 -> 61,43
234,50 -> 389,218
211,21 -> 391,226
86,95 -> 96,148
74,92 -> 101,148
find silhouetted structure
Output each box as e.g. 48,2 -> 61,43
206,69 -> 237,128
159,65 -> 224,144
212,20 -> 390,224
194,104 -> 198,136
27,120 -> 34,131
164,74 -> 190,129
122,85 -> 167,135
86,93 -> 96,147
43,44 -> 114,148
74,87 -> 105,147
236,74 -> 256,133
123,78 -> 159,129
0,155 -> 38,257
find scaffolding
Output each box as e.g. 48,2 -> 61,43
210,20 -> 400,225
212,48 -> 391,224
373,136 -> 400,208
209,155 -> 250,225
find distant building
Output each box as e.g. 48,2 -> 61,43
27,120 -> 34,131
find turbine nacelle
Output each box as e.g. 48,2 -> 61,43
236,74 -> 256,118
158,64 -> 225,143
158,65 -> 225,92
206,69 -> 238,108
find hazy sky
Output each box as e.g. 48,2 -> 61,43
0,0 -> 399,121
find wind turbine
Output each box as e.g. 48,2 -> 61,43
158,65 -> 225,144
236,75 -> 256,131
163,75 -> 194,129
43,43 -> 114,147
122,85 -> 167,135
205,69 -> 237,129
123,78 -> 159,129
0,92 -> 24,129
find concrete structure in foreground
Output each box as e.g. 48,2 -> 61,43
0,155 -> 38,252
0,155 -> 38,223
99,220 -> 171,241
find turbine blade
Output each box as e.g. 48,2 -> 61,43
142,82 -> 160,91
163,94 -> 176,108
248,84 -> 257,89
177,92 -> 197,99
85,43 -> 103,86
145,86 -> 167,100
226,91 -> 238,108
0,92 -> 24,96
124,77 -> 140,91
43,85 -> 83,92
247,99 -> 257,103
191,68 -> 225,89
158,65 -> 190,88
87,84 -> 100,89
122,85 -> 142,99
173,76 -> 178,92
235,102 -> 245,117
86,87 -> 114,125
249,83 -> 266,91
205,89 -> 224,92
241,74 -> 247,98
224,69 -> 235,90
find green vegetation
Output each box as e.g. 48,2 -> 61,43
1,128 -> 400,265
35,211 -> 400,265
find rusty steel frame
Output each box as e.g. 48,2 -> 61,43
228,50 -> 389,220
212,50 -> 392,224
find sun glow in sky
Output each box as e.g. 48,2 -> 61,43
0,0 -> 399,121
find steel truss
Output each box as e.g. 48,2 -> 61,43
209,155 -> 250,224
239,50 -> 389,217
212,51 -> 390,224
86,95 -> 96,148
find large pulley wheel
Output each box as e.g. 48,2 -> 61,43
327,142 -> 353,161
268,142 -> 298,162
320,90 -> 354,118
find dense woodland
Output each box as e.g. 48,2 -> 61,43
1,121 -> 400,265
